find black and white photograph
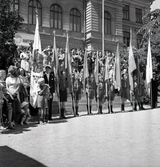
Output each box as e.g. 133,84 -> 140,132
0,0 -> 160,166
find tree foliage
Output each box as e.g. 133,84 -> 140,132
138,9 -> 160,66
0,0 -> 24,70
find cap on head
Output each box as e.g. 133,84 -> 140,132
21,101 -> 29,109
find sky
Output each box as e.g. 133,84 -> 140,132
151,0 -> 160,11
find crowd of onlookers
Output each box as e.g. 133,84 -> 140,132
0,45 -> 159,131
0,65 -> 31,130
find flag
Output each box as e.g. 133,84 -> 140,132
128,29 -> 136,91
65,32 -> 72,90
32,10 -> 41,56
146,32 -> 153,85
104,56 -> 109,97
114,42 -> 121,90
52,31 -> 59,77
30,9 -> 43,108
83,50 -> 89,91
94,51 -> 99,84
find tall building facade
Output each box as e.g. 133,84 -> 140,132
14,0 -> 153,53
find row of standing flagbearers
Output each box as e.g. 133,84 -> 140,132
41,62 -> 148,123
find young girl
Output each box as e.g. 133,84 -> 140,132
36,78 -> 50,124
20,101 -> 31,125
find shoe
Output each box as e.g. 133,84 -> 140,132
7,126 -> 15,130
0,126 -> 6,130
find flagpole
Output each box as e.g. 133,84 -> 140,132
96,51 -> 100,114
53,30 -> 61,118
102,0 -> 105,57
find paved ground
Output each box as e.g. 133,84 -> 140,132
0,105 -> 160,167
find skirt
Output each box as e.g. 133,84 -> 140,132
59,89 -> 67,102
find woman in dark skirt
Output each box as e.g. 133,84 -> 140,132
59,68 -> 68,119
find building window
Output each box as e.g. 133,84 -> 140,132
123,5 -> 129,20
70,8 -> 81,32
136,8 -> 142,23
28,0 -> 42,25
123,31 -> 130,47
104,12 -> 111,34
50,4 -> 62,29
11,0 -> 19,11
137,34 -> 142,49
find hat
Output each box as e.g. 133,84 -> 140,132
21,101 -> 29,109
37,78 -> 45,83
45,65 -> 51,68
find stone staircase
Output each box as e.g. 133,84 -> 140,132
52,94 -> 132,115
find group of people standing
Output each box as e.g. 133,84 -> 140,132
0,47 -> 158,130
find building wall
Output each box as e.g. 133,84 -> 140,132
17,0 -> 85,49
16,0 -> 152,53
122,0 -> 151,48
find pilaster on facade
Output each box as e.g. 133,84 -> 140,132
16,0 -> 152,51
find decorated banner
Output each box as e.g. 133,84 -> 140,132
30,9 -> 43,108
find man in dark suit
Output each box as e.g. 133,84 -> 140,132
151,72 -> 158,109
44,65 -> 55,120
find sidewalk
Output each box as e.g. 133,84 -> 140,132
1,107 -> 160,167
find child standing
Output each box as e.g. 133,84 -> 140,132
20,101 -> 31,125
37,78 -> 50,124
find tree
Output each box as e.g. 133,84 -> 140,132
0,0 -> 24,70
138,9 -> 160,72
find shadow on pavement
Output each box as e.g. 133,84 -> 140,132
1,123 -> 38,134
0,146 -> 47,167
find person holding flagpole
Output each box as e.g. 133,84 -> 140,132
128,28 -> 136,111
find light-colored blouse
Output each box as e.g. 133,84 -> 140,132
6,76 -> 20,95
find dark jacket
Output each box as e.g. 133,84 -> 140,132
44,72 -> 55,94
